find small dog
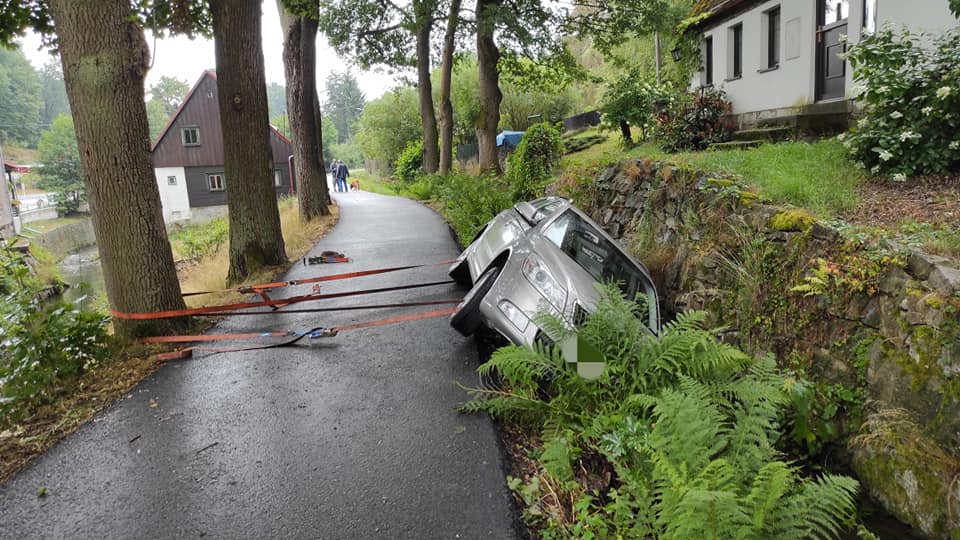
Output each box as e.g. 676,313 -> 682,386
349,179 -> 360,191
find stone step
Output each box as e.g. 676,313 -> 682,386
732,126 -> 793,142
709,140 -> 764,151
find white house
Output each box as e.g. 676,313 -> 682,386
689,0 -> 958,130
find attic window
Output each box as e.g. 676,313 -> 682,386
181,127 -> 200,147
206,91 -> 214,98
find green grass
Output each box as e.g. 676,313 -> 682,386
562,136 -> 865,217
351,169 -> 398,196
22,215 -> 89,235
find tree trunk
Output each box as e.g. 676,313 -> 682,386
654,31 -> 662,85
414,1 -> 439,175
49,0 -> 187,338
438,0 -> 461,175
476,0 -> 502,175
279,6 -> 331,220
619,120 -> 633,145
211,0 -> 287,283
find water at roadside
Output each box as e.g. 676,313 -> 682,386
57,244 -> 105,309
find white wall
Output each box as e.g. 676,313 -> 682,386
154,167 -> 191,224
700,1 -> 818,114
697,0 -> 958,115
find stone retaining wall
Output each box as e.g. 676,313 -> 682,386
34,218 -> 96,257
563,159 -> 960,538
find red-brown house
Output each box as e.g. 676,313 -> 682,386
151,70 -> 294,224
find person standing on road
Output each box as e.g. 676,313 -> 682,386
336,160 -> 350,193
330,159 -> 340,192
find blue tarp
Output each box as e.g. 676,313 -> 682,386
496,131 -> 525,149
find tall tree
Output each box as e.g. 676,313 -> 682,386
322,70 -> 365,144
38,60 -> 70,126
317,0 -> 439,172
0,46 -> 42,145
567,0 -> 696,82
45,0 -> 187,338
147,75 -> 189,116
475,0 -> 501,173
36,114 -> 83,213
277,0 -> 330,220
471,0 -> 569,173
210,0 -> 287,282
146,97 -> 170,141
412,0 -> 439,173
266,81 -> 287,117
437,0 -> 462,175
355,87 -> 421,172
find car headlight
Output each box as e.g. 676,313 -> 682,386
522,255 -> 567,312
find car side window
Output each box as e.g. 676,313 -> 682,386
543,212 -> 571,247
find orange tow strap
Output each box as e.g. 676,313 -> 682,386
144,306 -> 459,362
180,259 -> 455,298
112,280 -> 455,320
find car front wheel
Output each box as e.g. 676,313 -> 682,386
450,265 -> 500,336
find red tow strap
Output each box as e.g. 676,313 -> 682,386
144,306 -> 460,362
179,259 -> 455,298
112,280 -> 455,320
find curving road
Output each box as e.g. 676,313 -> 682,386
0,190 -> 519,539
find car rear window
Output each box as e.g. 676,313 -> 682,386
543,210 -> 657,328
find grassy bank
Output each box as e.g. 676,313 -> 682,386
563,134 -> 864,217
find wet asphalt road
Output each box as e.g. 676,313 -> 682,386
0,190 -> 518,539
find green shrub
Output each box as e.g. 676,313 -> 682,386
505,122 -> 563,201
434,172 -> 513,244
599,73 -> 674,143
0,247 -> 110,425
654,86 -> 734,152
843,28 -> 960,179
169,217 -> 229,260
462,285 -> 860,538
393,139 -> 424,184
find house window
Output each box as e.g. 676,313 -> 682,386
274,170 -> 282,187
729,23 -> 743,79
207,173 -> 225,191
167,175 -> 177,186
766,7 -> 781,69
863,0 -> 877,33
704,36 -> 714,85
181,127 -> 200,146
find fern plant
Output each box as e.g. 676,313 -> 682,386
461,283 -> 860,539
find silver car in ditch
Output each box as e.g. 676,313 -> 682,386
448,196 -> 660,346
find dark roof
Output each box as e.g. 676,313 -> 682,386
150,70 -> 291,152
688,0 -> 763,31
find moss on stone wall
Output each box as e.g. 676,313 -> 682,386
566,157 -> 960,538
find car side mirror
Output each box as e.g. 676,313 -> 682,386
514,201 -> 540,225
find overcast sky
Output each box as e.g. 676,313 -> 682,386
16,1 -> 400,102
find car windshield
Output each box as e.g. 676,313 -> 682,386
543,210 -> 657,328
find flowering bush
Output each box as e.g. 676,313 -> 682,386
842,28 -> 960,179
654,86 -> 734,152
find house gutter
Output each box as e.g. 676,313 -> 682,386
287,155 -> 296,195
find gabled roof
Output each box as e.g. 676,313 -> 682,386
150,70 -> 291,152
688,0 -> 763,31
150,70 -> 216,152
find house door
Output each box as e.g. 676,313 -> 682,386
816,0 -> 849,101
